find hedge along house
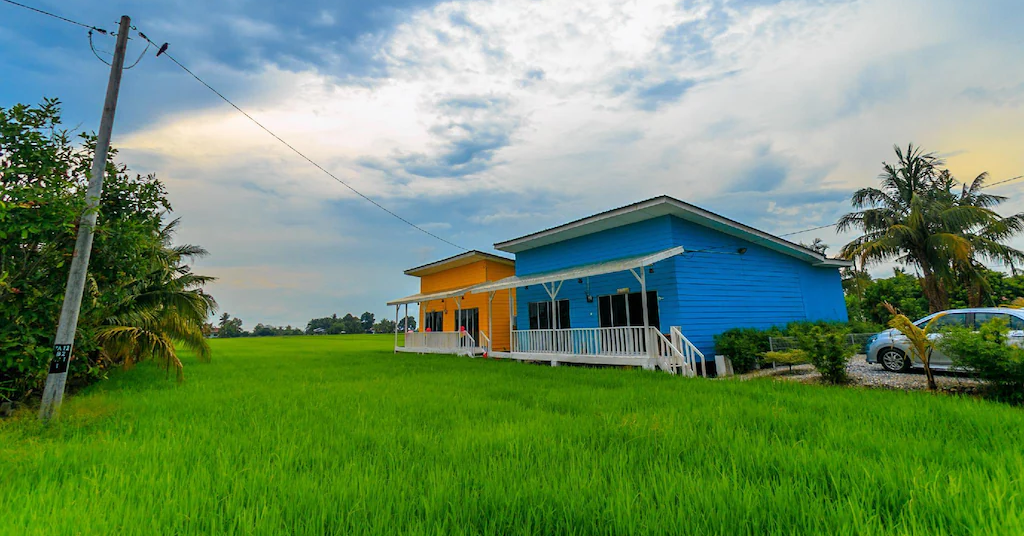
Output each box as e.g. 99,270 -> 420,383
387,251 -> 515,356
473,195 -> 851,374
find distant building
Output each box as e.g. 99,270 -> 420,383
388,251 -> 515,355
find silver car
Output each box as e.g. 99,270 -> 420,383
866,308 -> 1024,372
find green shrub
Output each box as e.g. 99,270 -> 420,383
763,350 -> 809,367
938,318 -> 1024,404
846,319 -> 885,334
796,326 -> 856,384
714,328 -> 770,373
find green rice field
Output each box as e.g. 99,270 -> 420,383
2,334 -> 1023,535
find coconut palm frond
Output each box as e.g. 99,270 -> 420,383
841,145 -> 1024,312
97,325 -> 182,381
96,220 -> 218,380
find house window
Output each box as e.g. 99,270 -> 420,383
424,311 -> 444,332
598,291 -> 659,328
528,300 -> 570,329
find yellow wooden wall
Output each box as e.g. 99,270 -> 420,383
418,260 -> 516,352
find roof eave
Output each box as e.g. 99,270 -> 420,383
403,250 -> 514,277
493,195 -> 833,266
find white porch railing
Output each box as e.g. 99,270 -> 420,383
511,326 -> 650,356
668,326 -> 703,376
403,331 -> 479,352
509,326 -> 705,375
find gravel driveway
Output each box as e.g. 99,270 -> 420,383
748,354 -> 982,392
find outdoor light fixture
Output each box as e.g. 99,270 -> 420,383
737,247 -> 748,254
578,278 -> 583,283
648,267 -> 654,274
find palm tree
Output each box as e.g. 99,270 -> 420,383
96,219 -> 217,380
839,144 -> 1024,312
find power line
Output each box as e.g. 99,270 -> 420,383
777,174 -> 1024,238
135,31 -> 468,252
778,223 -> 837,238
0,0 -> 107,32
984,175 -> 1024,189
88,29 -> 112,66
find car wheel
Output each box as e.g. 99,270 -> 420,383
879,347 -> 909,372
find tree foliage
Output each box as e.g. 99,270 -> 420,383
217,313 -> 245,338
398,316 -> 416,331
938,317 -> 1024,404
839,144 -> 1024,312
373,318 -> 396,334
359,311 -> 375,332
305,313 -> 364,335
845,268 -> 1024,325
0,100 -> 216,400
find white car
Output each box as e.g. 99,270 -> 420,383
865,308 -> 1024,372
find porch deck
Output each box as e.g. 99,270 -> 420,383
396,326 -> 706,375
395,331 -> 486,357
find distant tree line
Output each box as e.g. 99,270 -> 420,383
210,313 -> 303,338
209,312 -> 417,338
304,312 -> 416,335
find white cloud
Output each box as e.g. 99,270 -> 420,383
113,0 -> 1024,325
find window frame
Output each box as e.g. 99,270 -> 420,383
424,311 -> 444,332
527,300 -> 570,330
598,291 -> 659,328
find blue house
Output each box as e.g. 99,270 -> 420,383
471,196 -> 850,375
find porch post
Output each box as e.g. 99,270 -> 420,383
551,283 -> 558,330
508,288 -> 515,352
404,303 -> 409,332
487,291 -> 495,354
394,304 -> 399,353
640,267 -> 653,363
456,296 -> 462,347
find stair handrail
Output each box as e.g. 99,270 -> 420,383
650,328 -> 691,375
670,326 -> 704,377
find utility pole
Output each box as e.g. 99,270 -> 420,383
38,15 -> 132,421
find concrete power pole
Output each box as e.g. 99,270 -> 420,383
38,15 -> 132,421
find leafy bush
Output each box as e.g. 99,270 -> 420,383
846,319 -> 885,334
1,100 -> 214,401
938,318 -> 1024,404
714,328 -> 771,373
763,350 -> 809,368
796,326 -> 856,384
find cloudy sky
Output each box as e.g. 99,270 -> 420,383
2,0 -> 1023,328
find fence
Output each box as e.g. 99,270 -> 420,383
768,333 -> 877,354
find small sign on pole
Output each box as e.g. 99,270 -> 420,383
49,344 -> 72,374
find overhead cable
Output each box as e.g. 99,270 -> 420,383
136,30 -> 469,252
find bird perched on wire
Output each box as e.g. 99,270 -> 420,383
137,31 -> 169,57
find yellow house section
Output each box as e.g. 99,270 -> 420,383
418,260 -> 516,352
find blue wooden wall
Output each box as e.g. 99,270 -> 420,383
512,215 -> 847,358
